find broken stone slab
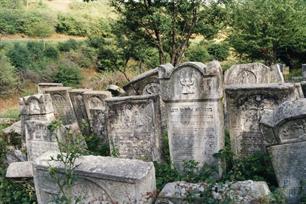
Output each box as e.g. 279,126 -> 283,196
6,146 -> 26,164
224,63 -> 284,85
37,83 -> 63,93
106,94 -> 162,161
107,84 -> 126,96
155,180 -> 271,204
33,151 -> 156,204
6,161 -> 33,178
225,83 -> 301,157
268,141 -> 306,204
159,61 -> 224,172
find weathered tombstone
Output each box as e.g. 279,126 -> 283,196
224,63 -> 284,85
300,81 -> 306,97
260,99 -> 306,203
159,61 -> 224,171
302,64 -> 306,80
37,83 -> 63,93
106,84 -> 126,96
43,87 -> 78,128
225,83 -> 301,157
83,91 -> 112,144
106,95 -> 162,161
68,89 -> 91,135
123,68 -> 159,95
33,151 -> 156,204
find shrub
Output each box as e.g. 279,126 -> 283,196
63,45 -> 97,68
0,53 -> 18,96
54,59 -> 82,86
56,14 -> 90,36
207,43 -> 230,61
185,43 -> 212,62
58,39 -> 80,52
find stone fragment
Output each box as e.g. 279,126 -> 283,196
6,146 -> 26,164
37,83 -> 63,93
107,84 -> 126,96
225,83 -> 300,157
224,63 -> 284,85
159,61 -> 224,172
33,151 -> 156,204
106,95 -> 162,161
6,161 -> 33,178
3,120 -> 21,135
155,180 -> 270,204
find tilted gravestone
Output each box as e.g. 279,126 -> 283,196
123,68 -> 159,95
68,89 -> 92,135
106,95 -> 162,161
83,91 -> 112,144
33,152 -> 156,204
224,63 -> 284,85
225,83 -> 301,157
260,99 -> 306,203
43,87 -> 78,128
159,61 -> 224,172
37,83 -> 63,94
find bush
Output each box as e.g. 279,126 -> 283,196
58,39 -> 81,52
0,9 -> 23,34
56,14 -> 90,36
207,43 -> 230,61
0,54 -> 18,96
185,43 -> 212,62
54,59 -> 82,86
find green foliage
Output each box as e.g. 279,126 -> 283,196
207,43 -> 230,61
185,43 -> 211,62
0,0 -> 24,9
0,9 -> 55,37
0,53 -> 18,96
85,134 -> 110,156
228,0 -> 306,67
58,39 -> 81,52
54,59 -> 82,87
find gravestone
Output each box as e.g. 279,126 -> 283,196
83,91 -> 112,143
225,83 -> 301,157
68,89 -> 91,135
260,99 -> 306,203
302,64 -> 306,80
224,63 -> 284,85
33,152 -> 156,204
300,81 -> 306,97
43,87 -> 78,128
37,83 -> 63,93
159,61 -> 224,171
106,95 -> 162,161
20,94 -> 55,143
123,68 -> 159,95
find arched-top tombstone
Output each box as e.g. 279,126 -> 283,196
20,94 -> 54,116
159,61 -> 224,172
224,63 -> 284,85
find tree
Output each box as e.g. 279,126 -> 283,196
0,53 -> 18,96
228,0 -> 306,67
111,0 -> 226,66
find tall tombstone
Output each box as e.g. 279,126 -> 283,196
43,87 -> 78,128
68,89 -> 91,135
37,83 -> 63,93
33,152 -> 156,204
224,63 -> 284,85
83,91 -> 112,144
159,61 -> 224,171
260,99 -> 306,203
106,95 -> 162,161
225,83 -> 301,157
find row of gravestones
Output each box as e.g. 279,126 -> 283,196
7,61 -> 306,203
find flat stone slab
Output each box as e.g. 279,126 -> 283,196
6,161 -> 33,178
3,120 -> 21,135
33,151 -> 156,204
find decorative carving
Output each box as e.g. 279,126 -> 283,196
180,70 -> 195,95
236,70 -> 257,84
143,83 -> 160,95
